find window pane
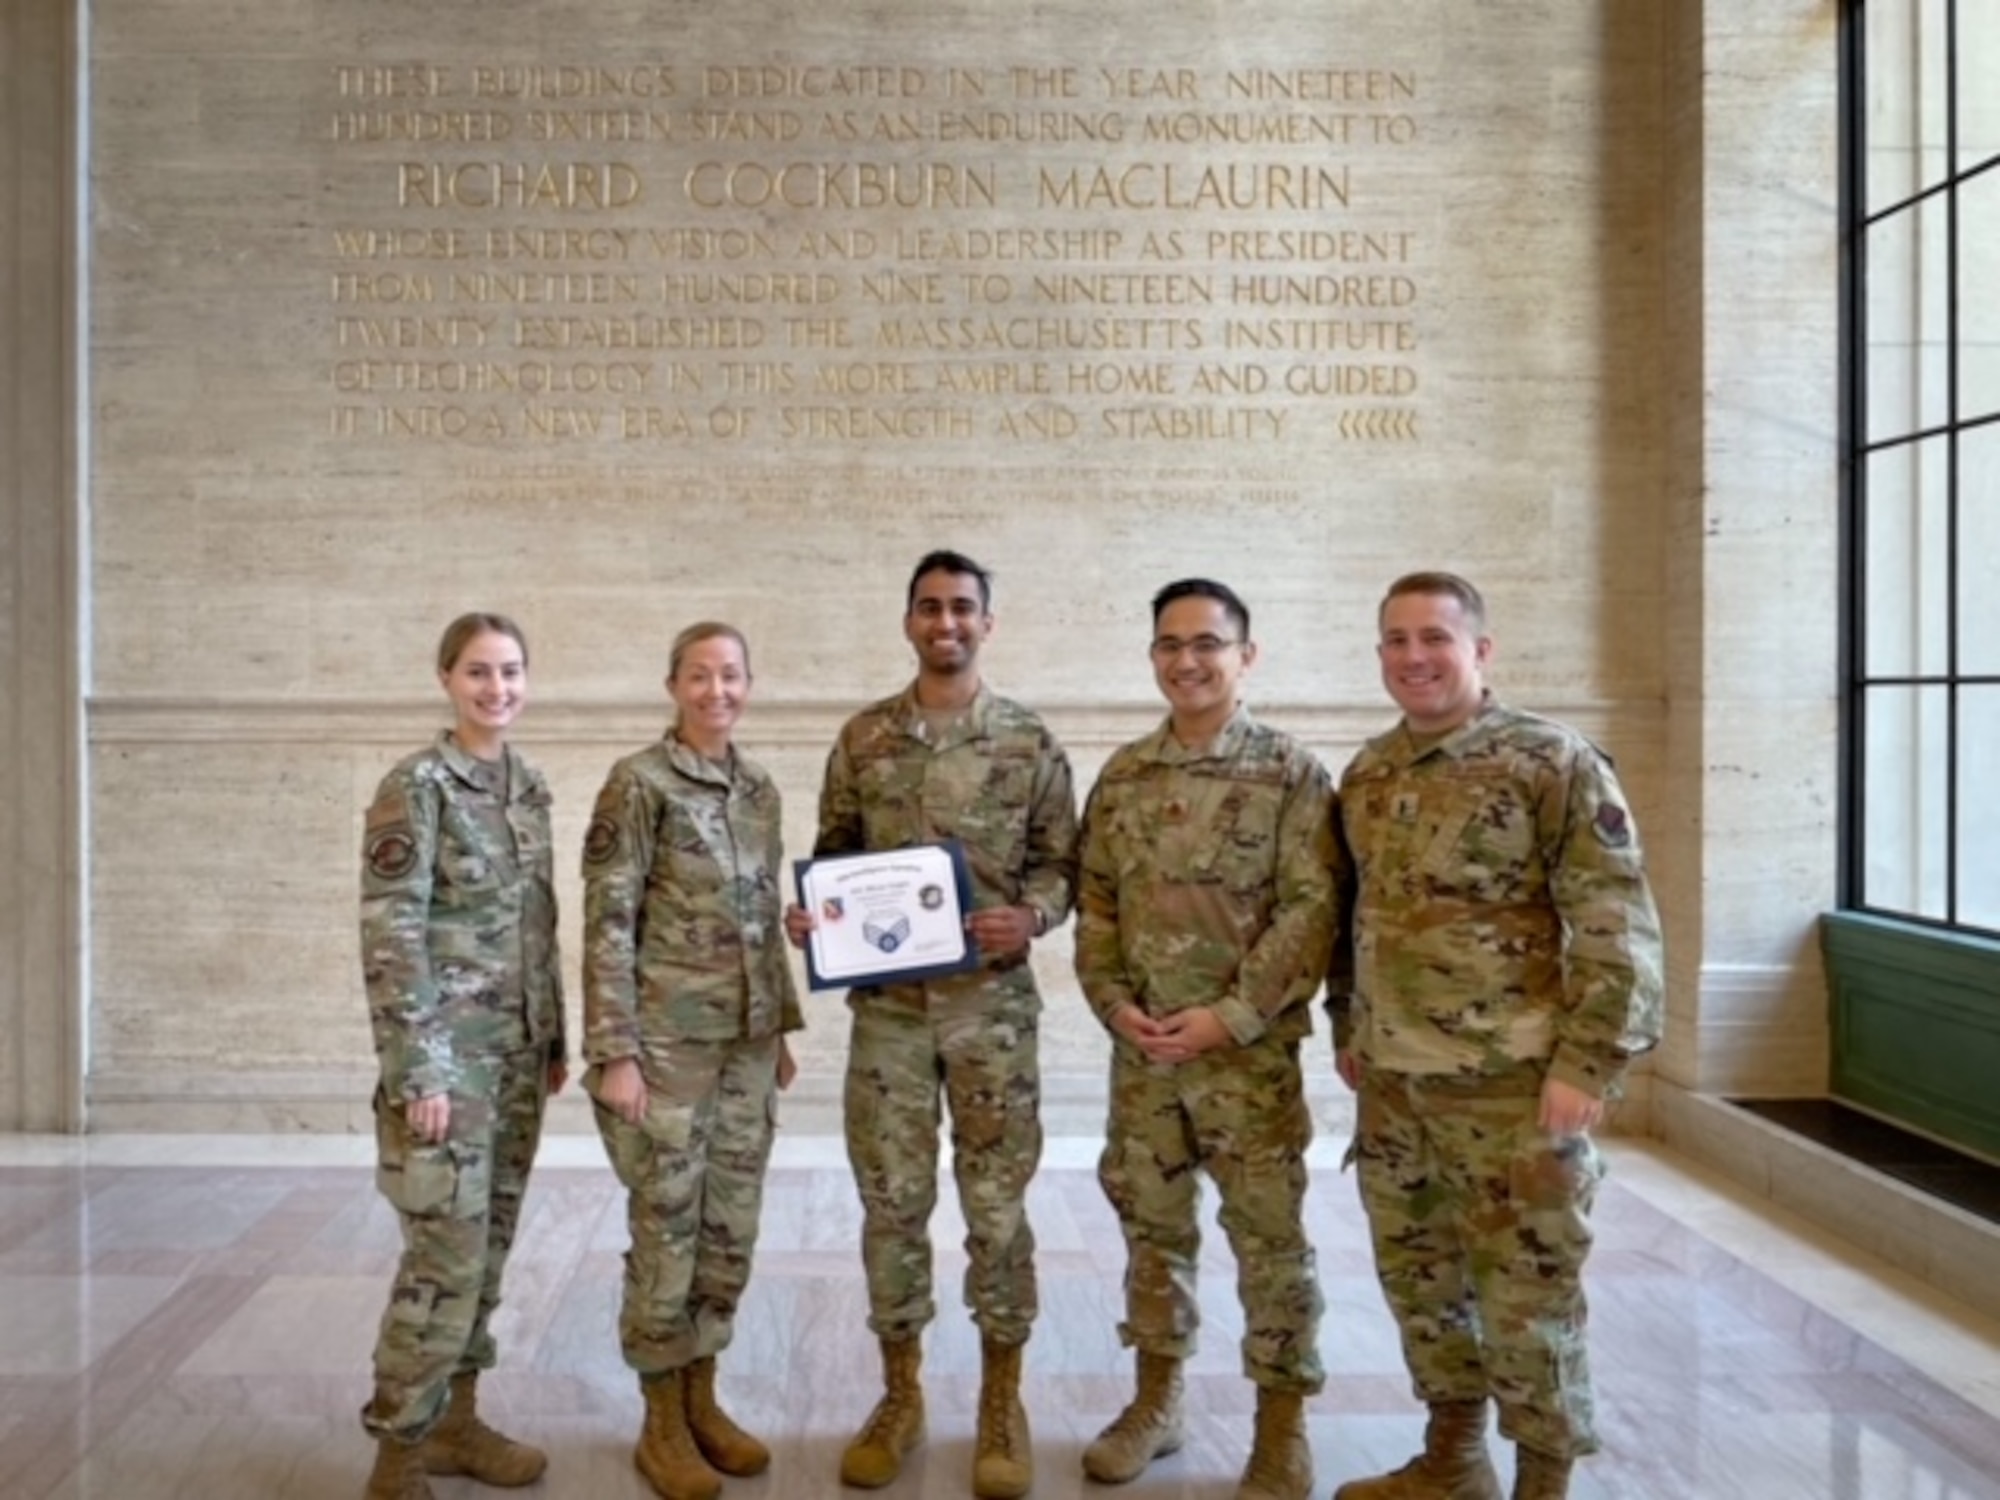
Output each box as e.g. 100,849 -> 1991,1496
1959,165 -> 2000,421
1867,200 -> 1950,441
1864,438 -> 1950,677
1960,688 -> 2000,932
1867,0 -> 1948,212
1960,422 -> 2000,675
1959,4 -> 2000,178
1862,685 -> 1950,920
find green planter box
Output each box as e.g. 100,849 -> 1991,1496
1821,912 -> 2000,1162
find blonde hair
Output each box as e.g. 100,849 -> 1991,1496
668,621 -> 751,681
436,612 -> 528,672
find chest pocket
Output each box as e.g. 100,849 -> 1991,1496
1151,771 -> 1282,892
1417,780 -> 1541,902
438,792 -> 516,894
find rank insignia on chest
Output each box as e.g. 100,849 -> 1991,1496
1163,797 -> 1189,823
1392,792 -> 1420,823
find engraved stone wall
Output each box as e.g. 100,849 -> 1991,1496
83,0 -> 1704,1130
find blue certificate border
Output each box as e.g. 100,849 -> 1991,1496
793,839 -> 981,992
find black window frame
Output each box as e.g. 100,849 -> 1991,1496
1842,0 -> 2000,939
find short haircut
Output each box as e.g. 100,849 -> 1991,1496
669,621 -> 751,681
436,612 -> 528,673
906,549 -> 993,612
1380,571 -> 1488,633
1150,577 -> 1250,639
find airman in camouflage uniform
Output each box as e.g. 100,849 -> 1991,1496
786,550 -> 1077,1499
581,622 -> 804,1500
1075,579 -> 1337,1500
1330,573 -> 1664,1500
360,613 -> 565,1500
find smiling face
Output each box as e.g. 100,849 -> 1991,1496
439,629 -> 528,755
1377,588 -> 1492,734
904,565 -> 992,679
1151,594 -> 1255,740
668,630 -> 751,756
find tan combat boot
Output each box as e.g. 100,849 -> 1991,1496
972,1337 -> 1033,1500
635,1371 -> 722,1500
364,1435 -> 435,1499
1081,1350 -> 1184,1484
1333,1401 -> 1501,1500
839,1336 -> 926,1488
421,1372 -> 547,1486
684,1355 -> 770,1476
1234,1387 -> 1312,1500
1511,1446 -> 1573,1500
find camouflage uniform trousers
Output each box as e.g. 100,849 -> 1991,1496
364,1044 -> 549,1439
843,969 -> 1042,1345
591,1036 -> 782,1373
1351,1068 -> 1606,1458
1099,1034 -> 1324,1392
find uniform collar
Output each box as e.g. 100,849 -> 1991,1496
1389,691 -> 1504,766
663,727 -> 739,787
1139,703 -> 1254,765
891,679 -> 995,749
436,730 -> 511,792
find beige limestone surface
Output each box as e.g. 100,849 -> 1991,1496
62,0 -> 1838,1129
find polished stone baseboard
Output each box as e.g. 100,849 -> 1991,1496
1655,1082 -> 2000,1324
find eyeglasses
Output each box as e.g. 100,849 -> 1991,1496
1149,635 -> 1242,661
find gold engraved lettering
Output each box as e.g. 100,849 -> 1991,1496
331,110 -> 511,142
450,271 -> 641,303
331,272 -> 435,302
335,65 -> 452,99
1223,315 -> 1420,352
1098,406 -> 1287,441
485,228 -> 638,260
1038,163 -> 1348,211
1066,362 -> 1175,395
861,271 -> 944,304
1223,69 -> 1417,102
525,109 -> 675,142
778,406 -> 975,439
1096,69 -> 1199,100
332,229 -> 469,259
1141,112 -> 1353,146
659,272 -> 840,304
816,362 -> 922,395
686,109 -> 804,141
470,65 -> 677,100
1228,274 -> 1417,307
1205,230 -> 1415,262
784,317 -> 853,348
684,161 -> 996,210
398,161 -> 643,210
650,228 -> 779,259
1032,273 -> 1213,305
702,66 -> 928,98
511,315 -> 766,350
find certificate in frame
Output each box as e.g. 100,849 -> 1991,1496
794,839 -> 980,991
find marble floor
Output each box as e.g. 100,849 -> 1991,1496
1,1133 -> 1997,1500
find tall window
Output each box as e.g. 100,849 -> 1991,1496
1847,2 -> 2000,936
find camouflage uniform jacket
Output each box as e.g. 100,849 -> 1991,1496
1331,695 -> 1664,1098
581,732 -> 803,1057
1076,707 -> 1338,1047
814,682 -> 1078,987
360,732 -> 565,1102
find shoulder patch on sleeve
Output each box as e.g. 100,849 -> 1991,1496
1592,802 -> 1632,848
366,826 -> 419,880
583,815 -> 622,867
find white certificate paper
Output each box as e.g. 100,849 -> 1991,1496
794,840 -> 979,991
